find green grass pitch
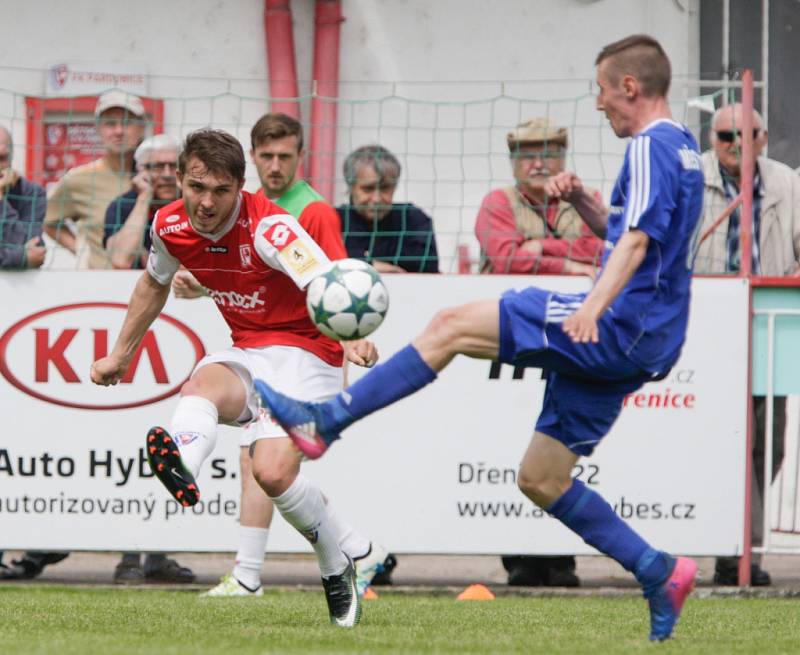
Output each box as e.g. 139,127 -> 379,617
1,586 -> 798,654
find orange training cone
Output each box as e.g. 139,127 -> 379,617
457,584 -> 495,600
363,587 -> 379,600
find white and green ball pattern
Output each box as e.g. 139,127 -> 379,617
306,259 -> 389,340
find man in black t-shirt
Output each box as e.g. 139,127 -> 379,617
338,144 -> 439,274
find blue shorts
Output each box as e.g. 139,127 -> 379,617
498,286 -> 652,456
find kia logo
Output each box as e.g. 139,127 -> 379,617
0,303 -> 205,410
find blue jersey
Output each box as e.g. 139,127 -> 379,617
602,119 -> 704,375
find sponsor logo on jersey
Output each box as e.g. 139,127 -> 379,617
263,222 -> 298,251
678,145 -> 702,171
609,205 -> 624,215
206,245 -> 228,254
159,220 -> 189,237
206,287 -> 266,310
165,214 -> 182,223
279,240 -> 319,276
239,244 -> 252,268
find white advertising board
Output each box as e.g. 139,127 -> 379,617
0,272 -> 748,555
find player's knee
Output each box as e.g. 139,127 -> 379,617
517,469 -> 562,509
251,446 -> 298,497
180,377 -> 204,397
425,307 -> 467,353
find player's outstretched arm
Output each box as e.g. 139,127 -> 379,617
562,229 -> 649,343
544,172 -> 609,238
90,271 -> 171,385
343,339 -> 379,368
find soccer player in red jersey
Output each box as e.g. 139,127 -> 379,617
91,128 -> 372,627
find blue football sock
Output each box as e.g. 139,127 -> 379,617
547,479 -> 672,591
325,344 -> 437,430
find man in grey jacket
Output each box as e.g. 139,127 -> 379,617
694,103 -> 800,586
0,126 -> 46,269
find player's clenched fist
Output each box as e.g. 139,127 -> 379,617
544,171 -> 583,201
90,356 -> 128,386
343,339 -> 379,368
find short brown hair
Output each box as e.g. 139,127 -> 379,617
250,112 -> 304,151
596,34 -> 671,98
179,129 -> 246,182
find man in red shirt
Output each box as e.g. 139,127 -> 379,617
91,128 -> 374,627
475,118 -> 603,276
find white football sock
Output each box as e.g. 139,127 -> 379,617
233,525 -> 268,590
169,395 -> 219,477
325,500 -> 371,559
270,475 -> 348,577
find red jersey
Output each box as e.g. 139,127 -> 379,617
147,190 -> 346,366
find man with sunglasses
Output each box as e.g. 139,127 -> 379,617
104,134 -> 181,269
694,103 -> 800,587
694,103 -> 800,277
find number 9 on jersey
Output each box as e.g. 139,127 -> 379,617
306,258 -> 390,340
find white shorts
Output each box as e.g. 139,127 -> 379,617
192,345 -> 343,446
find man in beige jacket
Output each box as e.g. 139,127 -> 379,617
694,103 -> 800,587
44,91 -> 146,269
693,103 -> 800,277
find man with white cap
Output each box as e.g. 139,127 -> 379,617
44,90 -> 146,269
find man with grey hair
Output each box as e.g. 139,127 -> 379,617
338,144 -> 439,273
0,125 -> 46,269
104,134 -> 181,269
693,102 -> 800,587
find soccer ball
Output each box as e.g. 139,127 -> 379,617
306,259 -> 390,340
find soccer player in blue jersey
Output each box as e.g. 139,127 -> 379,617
254,34 -> 704,641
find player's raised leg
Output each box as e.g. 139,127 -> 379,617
254,299 -> 501,458
149,362 -> 247,507
250,437 -> 361,627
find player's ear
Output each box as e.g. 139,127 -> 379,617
622,74 -> 638,99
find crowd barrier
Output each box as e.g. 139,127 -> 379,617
0,271 -> 749,555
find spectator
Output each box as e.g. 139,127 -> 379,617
104,134 -> 181,269
338,144 -> 439,273
0,127 -> 68,583
475,118 -> 602,276
44,90 -> 146,269
0,125 -> 46,269
693,103 -> 800,586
